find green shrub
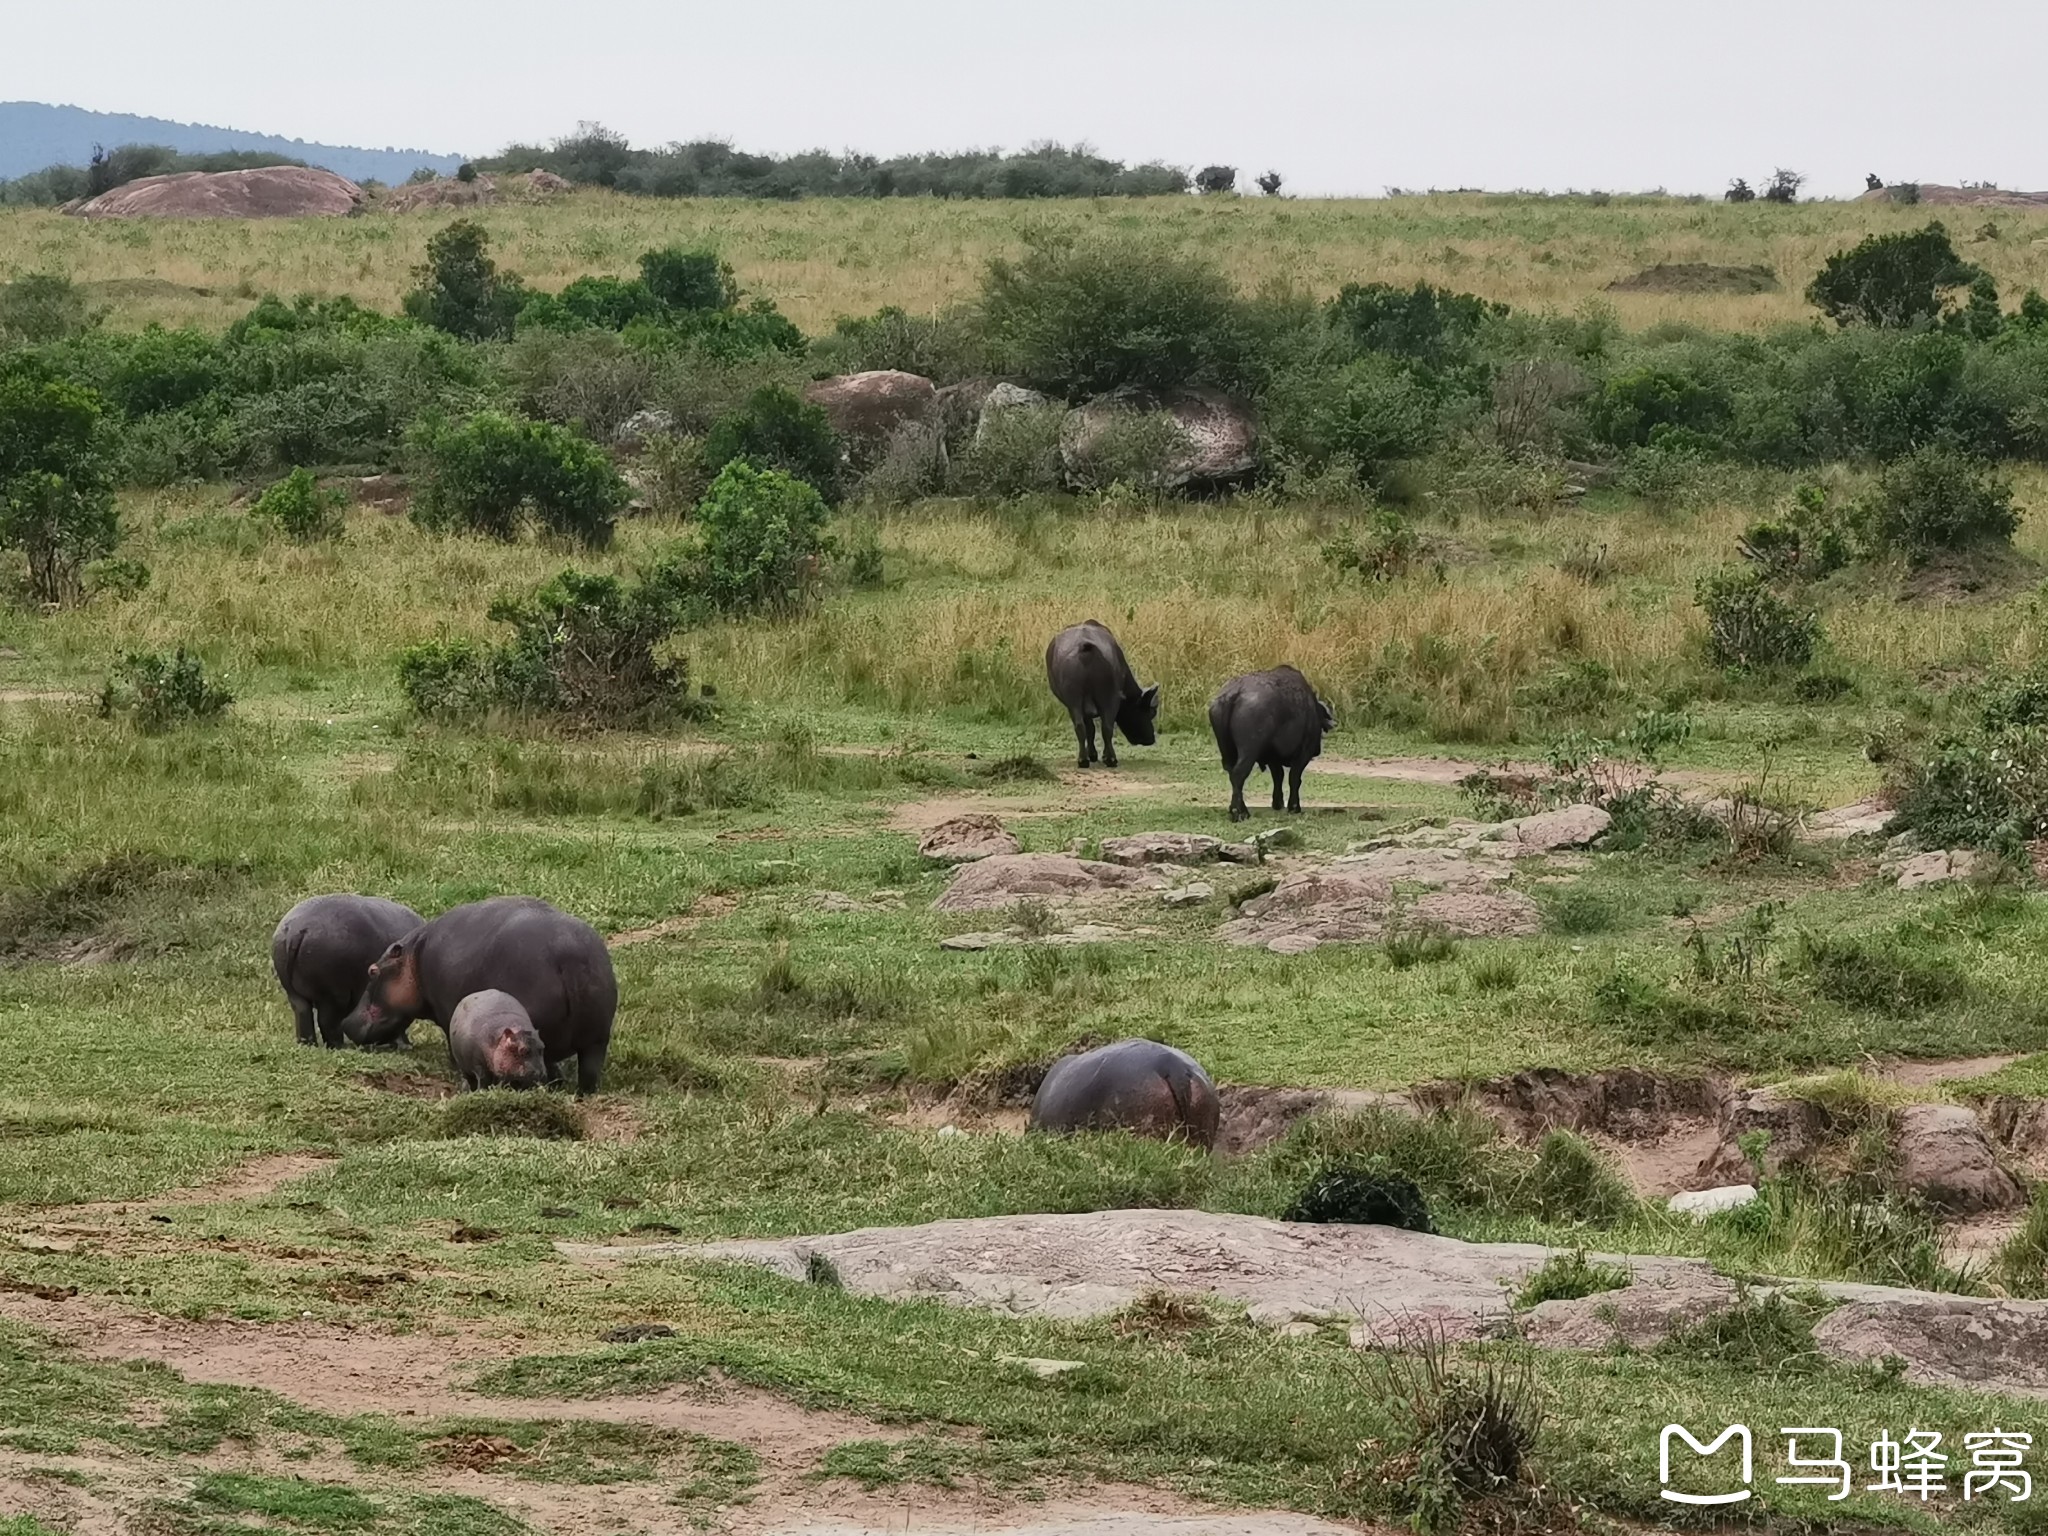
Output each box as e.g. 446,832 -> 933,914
97,648 -> 233,733
1514,1248 -> 1630,1308
955,401 -> 1065,496
0,273 -> 99,345
1854,446 -> 2018,561
402,220 -> 525,341
638,246 -> 739,312
0,368 -> 119,604
1888,728 -> 2048,849
84,555 -> 151,599
701,385 -> 842,500
411,411 -> 629,548
978,236 -> 1253,399
1695,569 -> 1820,669
1061,407 -> 1187,493
1262,355 -> 1437,484
1330,281 -> 1506,370
506,329 -> 656,442
693,460 -> 833,614
1806,221 -> 1985,329
1737,484 -> 1851,579
1322,507 -> 1418,582
399,558 -> 700,728
253,468 -> 347,541
819,304 -> 987,382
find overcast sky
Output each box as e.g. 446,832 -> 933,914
7,0 -> 2044,198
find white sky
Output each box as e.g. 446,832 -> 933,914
6,0 -> 2044,198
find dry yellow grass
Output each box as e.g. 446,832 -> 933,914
6,191 -> 2048,335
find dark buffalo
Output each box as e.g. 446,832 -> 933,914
271,894 -> 424,1048
341,897 -> 617,1094
1045,621 -> 1160,769
1028,1038 -> 1220,1150
1207,666 -> 1336,822
448,989 -> 549,1091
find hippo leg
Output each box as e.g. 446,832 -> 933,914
576,1042 -> 609,1096
1269,764 -> 1286,811
1287,764 -> 1305,813
290,996 -> 318,1047
1227,754 -> 1258,822
1069,707 -> 1094,769
312,1004 -> 350,1049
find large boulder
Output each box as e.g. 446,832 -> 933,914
1892,1102 -> 2024,1214
918,814 -> 1021,865
1696,1086 -> 1831,1185
72,167 -> 364,219
1060,388 -> 1257,490
802,371 -> 939,456
932,854 -> 1165,913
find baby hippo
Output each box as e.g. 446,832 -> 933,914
448,990 -> 549,1091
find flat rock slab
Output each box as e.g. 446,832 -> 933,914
1099,832 -> 1225,866
1217,864 -> 1540,949
934,854 -> 1165,912
1891,849 -> 1990,890
1805,798 -> 1892,841
919,814 -> 1022,865
1812,1293 -> 2048,1392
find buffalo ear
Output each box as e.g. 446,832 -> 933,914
1141,683 -> 1161,714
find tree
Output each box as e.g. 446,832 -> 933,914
1256,170 -> 1283,197
1806,221 -> 1985,329
1725,178 -> 1755,203
1763,168 -> 1805,204
638,246 -> 738,312
0,369 -> 119,604
1866,173 -> 1885,192
401,220 -> 525,341
1194,165 -> 1238,195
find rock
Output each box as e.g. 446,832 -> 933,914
1249,827 -> 1303,851
1696,1086 -> 1831,1185
1100,832 -> 1224,867
998,1355 -> 1089,1379
72,166 -> 364,219
353,474 -> 409,511
613,407 -> 676,451
941,932 -> 1013,951
802,370 -> 939,454
1060,387 -> 1258,489
1804,798 -> 1893,842
1893,1102 -> 2024,1214
1217,865 -> 1539,949
1522,1268 -> 1741,1351
1216,842 -> 1263,865
932,854 -> 1165,913
1161,883 -> 1214,907
1813,1293 -> 2048,1391
919,814 -> 1022,865
1266,934 -> 1323,955
816,891 -> 863,913
1043,923 -> 1133,945
1276,1321 -> 1322,1341
526,170 -> 572,194
1667,1184 -> 1758,1220
1891,849 -> 1988,890
1476,804 -> 1612,857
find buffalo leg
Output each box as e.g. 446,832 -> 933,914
1228,755 -> 1258,821
1070,709 -> 1093,769
291,996 -> 318,1047
1100,714 -> 1119,769
1270,765 -> 1286,811
1287,764 -> 1305,813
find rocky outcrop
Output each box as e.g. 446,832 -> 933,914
72,167 -> 364,219
1892,1102 -> 2025,1213
1812,1293 -> 2048,1389
933,854 -> 1165,913
1696,1085 -> 1833,1185
1522,1268 -> 1741,1350
803,370 -> 939,455
1216,863 -> 1540,952
918,814 -> 1021,865
1060,388 -> 1257,489
1099,832 -> 1226,866
1888,849 -> 1989,890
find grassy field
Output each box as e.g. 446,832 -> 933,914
5,190 -> 2048,334
12,191 -> 2048,1534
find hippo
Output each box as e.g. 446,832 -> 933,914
1207,666 -> 1337,822
270,894 -> 424,1048
448,990 -> 549,1091
1027,1038 -> 1220,1150
341,896 -> 617,1094
1045,621 -> 1160,770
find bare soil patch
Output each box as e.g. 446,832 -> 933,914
609,892 -> 741,948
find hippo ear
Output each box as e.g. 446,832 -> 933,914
1141,683 -> 1161,714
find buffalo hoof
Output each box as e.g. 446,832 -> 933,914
1229,806 -> 1250,823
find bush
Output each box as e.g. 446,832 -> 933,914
818,305 -> 987,383
401,220 -> 525,341
1888,729 -> 2048,849
700,385 -> 842,499
1330,282 -> 1506,371
97,648 -> 233,733
1854,446 -> 2018,561
0,369 -> 119,604
1695,569 -> 1820,669
0,273 -> 99,345
1262,355 -> 1438,484
978,236 -> 1253,399
411,411 -> 629,548
1737,484 -> 1850,579
1322,507 -> 1418,581
692,460 -> 833,614
506,329 -> 655,443
638,246 -> 739,312
399,557 -> 699,728
954,401 -> 1065,496
252,468 -> 346,541
1806,221 -> 1984,329
1061,407 -> 1187,493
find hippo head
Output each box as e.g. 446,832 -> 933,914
1116,683 -> 1162,746
489,1025 -> 547,1089
340,937 -> 425,1045
1316,697 -> 1337,733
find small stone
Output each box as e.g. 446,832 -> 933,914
997,1355 -> 1089,1379
1276,1320 -> 1322,1341
1162,882 -> 1214,907
1667,1185 -> 1758,1220
936,1125 -> 962,1138
1894,850 -> 1988,891
15,1235 -> 77,1254
1267,933 -> 1322,955
1216,842 -> 1261,865
1250,827 -> 1303,851
816,891 -> 863,913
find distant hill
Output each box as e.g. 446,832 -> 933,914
0,102 -> 464,184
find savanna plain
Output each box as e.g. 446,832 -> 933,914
11,189 -> 2048,1536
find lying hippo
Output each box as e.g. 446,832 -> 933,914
1028,1038 -> 1220,1150
1207,665 -> 1336,822
1045,621 -> 1160,770
342,896 -> 617,1094
270,894 -> 424,1048
448,990 -> 549,1091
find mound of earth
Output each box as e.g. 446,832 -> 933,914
562,1208 -> 2048,1388
380,170 -> 570,212
932,853 -> 1166,913
1859,184 -> 2048,209
1606,262 -> 1779,295
71,167 -> 363,219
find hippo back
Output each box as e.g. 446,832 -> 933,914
1029,1038 -> 1220,1149
416,897 -> 618,1064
